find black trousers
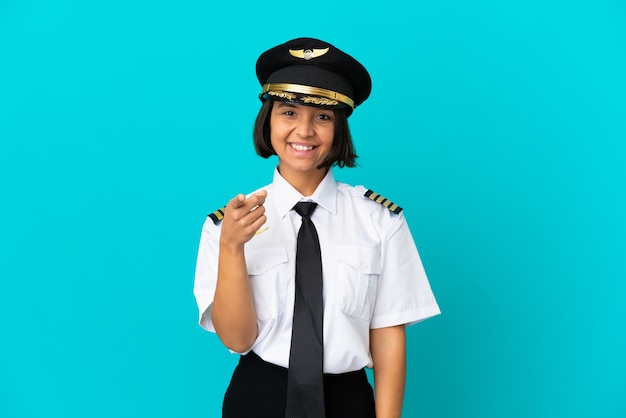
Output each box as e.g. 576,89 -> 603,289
222,351 -> 376,418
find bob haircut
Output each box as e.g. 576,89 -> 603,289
253,99 -> 358,168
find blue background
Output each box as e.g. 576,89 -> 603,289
1,1 -> 625,417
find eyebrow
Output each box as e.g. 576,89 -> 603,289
276,102 -> 297,109
275,102 -> 333,115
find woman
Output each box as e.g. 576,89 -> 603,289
194,37 -> 440,418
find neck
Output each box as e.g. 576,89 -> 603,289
278,166 -> 328,196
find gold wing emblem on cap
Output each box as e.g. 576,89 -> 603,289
289,47 -> 329,60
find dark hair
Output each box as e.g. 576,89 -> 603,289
253,99 -> 358,168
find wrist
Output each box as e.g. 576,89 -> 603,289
219,239 -> 245,254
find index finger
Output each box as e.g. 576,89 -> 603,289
250,189 -> 268,206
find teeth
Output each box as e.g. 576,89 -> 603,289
290,143 -> 314,151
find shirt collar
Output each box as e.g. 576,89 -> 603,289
271,168 -> 338,218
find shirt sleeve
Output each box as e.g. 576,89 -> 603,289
193,217 -> 220,332
192,217 -> 265,356
370,212 -> 441,329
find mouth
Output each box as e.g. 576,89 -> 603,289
289,142 -> 315,151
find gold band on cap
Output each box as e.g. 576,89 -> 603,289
261,83 -> 355,109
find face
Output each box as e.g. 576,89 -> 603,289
270,101 -> 335,181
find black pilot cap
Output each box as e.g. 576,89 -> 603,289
256,37 -> 372,116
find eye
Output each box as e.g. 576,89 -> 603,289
317,113 -> 333,121
282,110 -> 295,116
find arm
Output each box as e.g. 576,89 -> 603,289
370,325 -> 406,418
211,191 -> 267,353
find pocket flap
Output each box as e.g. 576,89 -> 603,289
337,246 -> 381,274
246,247 -> 288,275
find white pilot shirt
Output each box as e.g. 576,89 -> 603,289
194,168 -> 440,374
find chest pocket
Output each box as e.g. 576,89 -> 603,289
335,246 -> 381,321
246,247 -> 289,321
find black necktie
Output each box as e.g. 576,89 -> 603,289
285,202 -> 325,418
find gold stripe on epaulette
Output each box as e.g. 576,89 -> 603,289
364,189 -> 403,214
208,206 -> 226,224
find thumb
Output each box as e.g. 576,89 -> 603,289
229,194 -> 246,209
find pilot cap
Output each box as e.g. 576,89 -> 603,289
256,37 -> 372,116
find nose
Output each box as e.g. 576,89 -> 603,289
295,117 -> 315,138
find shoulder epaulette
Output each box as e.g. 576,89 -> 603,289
364,189 -> 403,214
207,206 -> 226,224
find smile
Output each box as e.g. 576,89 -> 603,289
289,143 -> 315,151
